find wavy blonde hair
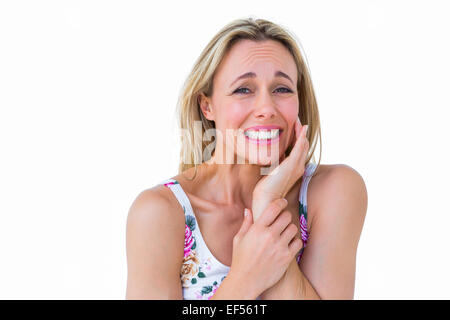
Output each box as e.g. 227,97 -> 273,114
176,17 -> 322,181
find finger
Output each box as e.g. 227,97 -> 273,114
288,117 -> 300,150
288,237 -> 304,256
257,198 -> 289,227
280,223 -> 298,245
236,208 -> 253,237
290,124 -> 308,159
282,118 -> 300,161
268,210 -> 292,235
295,117 -> 301,141
299,137 -> 310,168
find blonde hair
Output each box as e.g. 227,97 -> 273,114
176,17 -> 322,181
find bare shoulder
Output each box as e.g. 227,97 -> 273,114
125,185 -> 185,299
311,164 -> 367,192
127,184 -> 185,233
308,164 -> 367,209
309,164 -> 368,234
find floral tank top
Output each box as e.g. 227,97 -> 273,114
159,162 -> 317,300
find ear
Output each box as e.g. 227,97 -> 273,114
198,92 -> 214,121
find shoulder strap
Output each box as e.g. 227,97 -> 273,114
159,179 -> 194,217
297,162 -> 317,257
159,178 -> 228,269
299,162 -> 318,217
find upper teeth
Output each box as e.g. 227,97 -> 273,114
244,129 -> 280,140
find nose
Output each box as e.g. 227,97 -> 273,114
253,88 -> 278,120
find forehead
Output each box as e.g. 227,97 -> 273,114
215,39 -> 298,84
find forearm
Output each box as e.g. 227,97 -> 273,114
260,259 -> 321,300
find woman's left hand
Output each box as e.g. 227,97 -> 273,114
251,117 -> 310,221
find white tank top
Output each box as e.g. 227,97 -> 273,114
159,162 -> 318,300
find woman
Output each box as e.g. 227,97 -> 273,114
126,17 -> 368,300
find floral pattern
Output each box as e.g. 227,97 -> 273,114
180,250 -> 200,286
178,207 -> 224,294
184,213 -> 196,258
180,210 -> 201,287
296,202 -> 309,264
206,276 -> 227,300
163,180 -> 179,187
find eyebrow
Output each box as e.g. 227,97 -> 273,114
229,70 -> 294,87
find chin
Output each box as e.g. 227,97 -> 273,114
245,154 -> 280,167
236,147 -> 284,166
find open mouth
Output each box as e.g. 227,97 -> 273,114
244,129 -> 283,145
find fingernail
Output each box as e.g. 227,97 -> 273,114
304,125 -> 309,135
282,198 -> 288,206
244,208 -> 248,217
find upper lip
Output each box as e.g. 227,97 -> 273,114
244,125 -> 283,132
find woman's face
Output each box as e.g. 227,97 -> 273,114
200,39 -> 300,166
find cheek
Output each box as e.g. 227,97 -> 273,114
213,103 -> 246,141
279,101 -> 299,146
226,103 -> 248,126
280,98 -> 300,121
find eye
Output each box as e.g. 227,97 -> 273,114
275,87 -> 293,93
233,87 -> 293,94
233,87 -> 251,94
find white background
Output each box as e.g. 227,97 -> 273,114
0,0 -> 449,299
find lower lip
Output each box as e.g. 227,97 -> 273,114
244,131 -> 282,145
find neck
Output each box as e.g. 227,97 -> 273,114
198,154 -> 267,209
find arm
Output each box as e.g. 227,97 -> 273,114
261,165 -> 368,299
125,188 -> 185,299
